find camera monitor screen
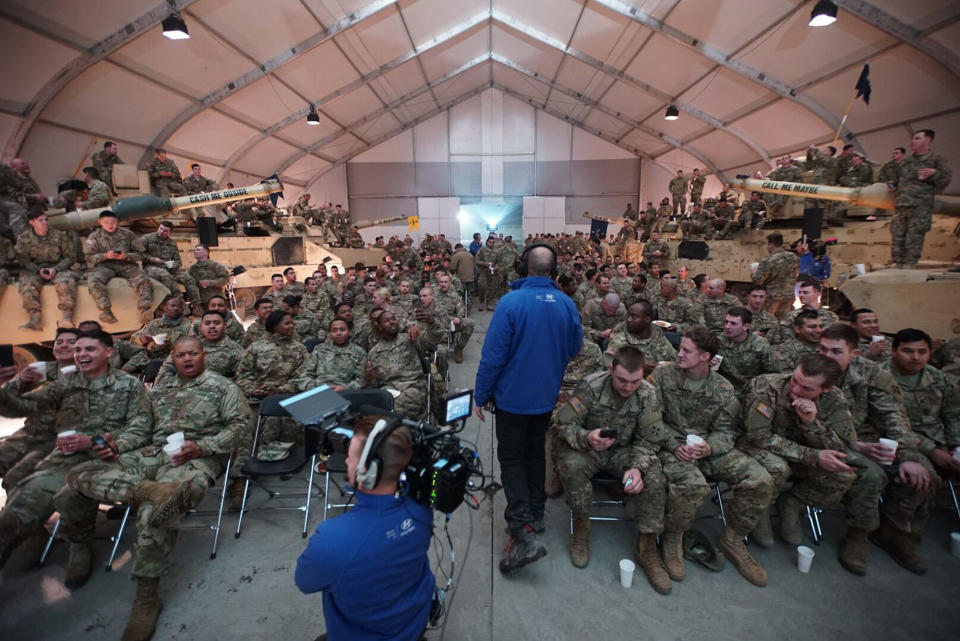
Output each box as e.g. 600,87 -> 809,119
442,389 -> 473,425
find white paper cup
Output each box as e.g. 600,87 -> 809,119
855,263 -> 866,275
163,442 -> 181,460
619,558 -> 635,588
165,260 -> 175,269
58,430 -> 77,455
686,434 -> 705,447
951,532 -> 960,559
797,546 -> 815,573
871,335 -> 885,343
166,432 -> 185,448
710,354 -> 723,371
878,438 -> 898,464
953,447 -> 960,463
60,365 -> 77,375
28,361 -> 48,381
153,333 -> 167,345
750,262 -> 759,272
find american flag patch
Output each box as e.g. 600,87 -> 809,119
569,397 -> 585,414
754,403 -> 773,419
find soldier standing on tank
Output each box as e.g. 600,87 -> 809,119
145,149 -> 186,197
669,170 -> 688,216
15,208 -> 81,329
752,232 -> 798,320
91,142 -> 122,195
689,168 -> 706,208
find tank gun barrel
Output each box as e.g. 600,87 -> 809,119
48,180 -> 284,231
354,215 -> 408,229
581,212 -> 630,226
731,177 -> 960,216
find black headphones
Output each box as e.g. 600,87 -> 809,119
516,242 -> 559,279
355,416 -> 404,490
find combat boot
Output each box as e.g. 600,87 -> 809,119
228,479 -> 247,511
569,515 -> 590,568
16,527 -> 50,571
838,527 -> 869,576
147,483 -> 193,529
660,530 -> 685,581
869,519 -> 925,575
719,526 -> 767,587
454,346 -> 464,364
122,577 -> 163,641
0,518 -> 29,570
99,309 -> 118,324
750,508 -> 775,548
20,311 -> 42,330
633,533 -> 672,595
64,542 -> 93,589
776,493 -> 803,546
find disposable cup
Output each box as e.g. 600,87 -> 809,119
797,546 -> 815,573
750,262 -> 759,272
953,447 -> 960,463
28,361 -> 48,381
871,335 -> 885,343
165,260 -> 175,269
619,558 -> 635,588
58,430 -> 77,455
878,438 -> 898,464
166,432 -> 185,448
153,333 -> 167,345
60,365 -> 77,375
163,442 -> 181,460
855,263 -> 866,275
951,532 -> 960,559
686,434 -> 705,447
710,354 -> 723,371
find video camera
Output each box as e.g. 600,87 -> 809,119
791,236 -> 837,257
280,386 -> 480,515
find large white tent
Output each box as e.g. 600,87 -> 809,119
2,0 -> 958,233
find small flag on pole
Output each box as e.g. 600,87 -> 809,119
408,215 -> 419,231
854,64 -> 871,105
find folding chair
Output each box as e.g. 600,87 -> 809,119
949,480 -> 960,521
40,503 -> 131,569
322,389 -> 394,521
805,505 -> 824,545
178,456 -> 234,559
568,471 -> 632,533
235,395 -> 323,538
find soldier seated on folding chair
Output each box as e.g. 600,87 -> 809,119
55,336 -> 249,641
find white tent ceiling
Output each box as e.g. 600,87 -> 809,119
2,0 -> 958,196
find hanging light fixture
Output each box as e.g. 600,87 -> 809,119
664,106 -> 679,121
809,1 -> 838,27
162,13 -> 190,40
307,106 -> 321,125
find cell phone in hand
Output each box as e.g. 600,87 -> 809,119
0,345 -> 13,368
599,429 -> 617,439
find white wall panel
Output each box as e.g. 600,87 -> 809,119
502,93 -> 535,155
572,128 -> 635,161
413,113 -> 449,162
308,164 -> 348,208
353,129 -> 414,163
640,160 -> 673,208
449,95 -> 483,155
536,111 -> 573,161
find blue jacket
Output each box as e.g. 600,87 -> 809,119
474,276 -> 583,414
295,491 -> 434,641
468,240 -> 482,256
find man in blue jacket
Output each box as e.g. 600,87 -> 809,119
474,244 -> 583,574
295,416 -> 434,641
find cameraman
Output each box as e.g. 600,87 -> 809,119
296,415 -> 434,641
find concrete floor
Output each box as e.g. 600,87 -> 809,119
1,308 -> 959,640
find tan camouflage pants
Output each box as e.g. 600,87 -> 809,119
891,204 -> 932,266
0,431 -> 55,491
144,265 -> 201,304
478,269 -> 500,306
17,270 -> 79,314
0,451 -> 92,535
659,448 -> 774,535
555,442 -> 665,534
0,197 -> 27,241
87,262 -> 152,311
152,179 -> 187,198
881,455 -> 940,534
671,194 -> 686,216
57,449 -> 224,578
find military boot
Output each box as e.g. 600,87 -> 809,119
228,479 -> 247,511
838,527 -> 869,576
569,515 -> 590,568
660,530 -> 685,581
869,519 -> 925,575
454,346 -> 464,363
64,542 -> 94,589
776,493 -> 803,546
99,308 -> 118,324
719,526 -> 767,587
19,311 -> 42,330
0,517 -> 29,570
750,508 -> 775,548
16,527 -> 50,571
633,533 -> 672,595
122,577 -> 163,641
147,483 -> 193,529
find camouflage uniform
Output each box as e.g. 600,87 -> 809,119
0,368 -> 151,542
652,295 -> 704,334
0,362 -> 66,490
738,198 -> 767,230
290,341 -> 367,392
475,245 -> 500,305
603,324 -> 677,369
15,227 -> 81,320
770,307 -> 839,345
689,175 -> 706,208
290,196 -> 316,221
773,337 -> 819,370
132,316 -> 194,360
716,332 -> 782,395
0,162 -> 28,241
752,248 -> 798,319
642,239 -> 670,264
282,281 -> 306,297
679,209 -> 712,239
188,259 -> 230,304
291,310 -> 322,343
878,159 -> 900,184
110,339 -> 150,375
495,242 -> 519,288
57,369 -> 249,579
882,362 -> 960,458
580,298 -> 627,345
80,179 -> 112,209
739,373 -> 883,532
700,293 -> 740,334
609,276 -> 632,300
890,151 -> 952,266
838,162 -> 873,188
931,337 -> 960,372
190,314 -> 245,343
747,308 -> 779,338
301,289 -> 332,318
182,173 -> 217,195
669,176 -> 688,215
345,229 -> 364,248
858,336 -> 892,364
155,336 -> 243,385
91,150 -> 122,193
650,363 -> 773,535
366,334 -> 427,419
146,158 -> 186,197
83,226 -> 152,313
553,372 -> 668,533
436,289 -> 474,351
262,288 -> 287,309
141,231 -> 201,304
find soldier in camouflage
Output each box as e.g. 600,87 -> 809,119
739,192 -> 767,230
83,210 -> 153,324
15,208 -> 81,329
132,296 -> 193,360
889,129 -> 952,268
642,230 -> 669,265
188,244 -> 230,305
752,232 -> 798,319
604,300 -> 676,370
80,167 -> 112,209
849,308 -> 891,364
142,221 -> 201,307
554,346 -> 672,594
0,160 -> 30,241
716,308 -> 782,395
581,293 -> 626,346
769,277 -> 838,345
838,153 -> 873,188
476,237 -> 500,310
189,295 -> 244,342
878,147 -> 904,184
699,278 -> 740,334
651,277 -> 704,335
773,310 -> 823,369
689,168 -> 706,208
57,336 -> 249,640
436,272 -> 473,363
291,318 -> 367,392
744,285 -> 778,338
282,295 -> 322,343
669,170 -> 688,216
365,310 -> 427,419
182,163 -> 217,195
650,328 -> 772,586
0,331 -> 152,580
145,149 -> 186,197
91,142 -> 122,194
159,309 -> 243,383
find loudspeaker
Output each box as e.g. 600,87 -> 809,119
271,237 -> 305,266
677,240 -> 709,260
802,208 -> 824,241
197,217 -> 218,247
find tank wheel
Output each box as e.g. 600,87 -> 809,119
13,344 -> 53,371
233,288 -> 258,320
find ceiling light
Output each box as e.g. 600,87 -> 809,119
307,108 -> 320,125
664,106 -> 679,121
809,1 -> 838,27
162,13 -> 190,40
